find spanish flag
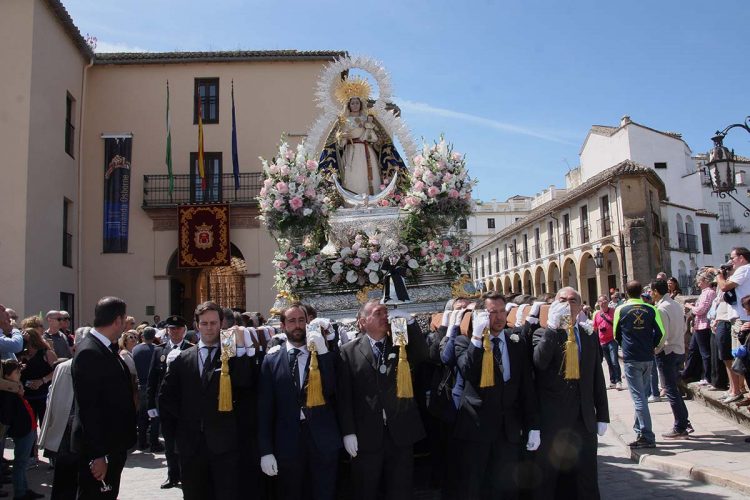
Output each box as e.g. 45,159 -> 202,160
197,96 -> 206,190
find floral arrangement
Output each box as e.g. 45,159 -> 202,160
258,141 -> 328,236
272,245 -> 323,291
403,138 -> 476,223
416,234 -> 471,276
328,232 -> 419,287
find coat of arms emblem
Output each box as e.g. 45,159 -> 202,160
194,222 -> 214,249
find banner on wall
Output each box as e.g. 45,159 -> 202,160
102,135 -> 132,253
178,204 -> 231,268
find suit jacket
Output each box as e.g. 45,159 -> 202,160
257,347 -> 341,462
453,331 -> 538,443
71,334 -> 137,460
158,345 -> 253,456
337,323 -> 427,452
532,326 -> 609,434
146,340 -> 192,410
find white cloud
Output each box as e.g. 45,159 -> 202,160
395,98 -> 577,146
94,40 -> 148,53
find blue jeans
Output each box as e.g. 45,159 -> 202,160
646,358 -> 660,397
601,340 -> 621,383
623,360 -> 655,443
13,430 -> 35,496
656,351 -> 689,432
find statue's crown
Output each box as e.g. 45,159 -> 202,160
335,77 -> 371,105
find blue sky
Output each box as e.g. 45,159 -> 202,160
64,0 -> 750,201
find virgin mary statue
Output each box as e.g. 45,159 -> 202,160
318,77 -> 407,196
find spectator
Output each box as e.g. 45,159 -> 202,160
0,305 -> 24,361
6,309 -> 19,329
19,327 -> 57,431
594,295 -> 622,390
132,327 -> 160,451
118,330 -> 138,377
651,280 -> 693,438
683,270 -> 717,386
614,280 -> 665,448
0,359 -> 44,500
43,311 -> 73,361
711,283 -> 742,403
667,277 -> 682,299
656,272 -> 668,281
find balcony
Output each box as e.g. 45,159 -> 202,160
599,217 -> 612,237
580,224 -> 590,244
677,232 -> 699,253
547,238 -> 555,255
562,231 -> 571,250
143,173 -> 263,208
533,244 -> 541,260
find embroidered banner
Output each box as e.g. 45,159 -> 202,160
103,136 -> 132,253
178,204 -> 231,268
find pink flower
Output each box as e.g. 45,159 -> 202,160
278,261 -> 288,269
299,251 -> 307,258
259,187 -> 267,196
371,252 -> 381,262
443,172 -> 453,182
273,199 -> 284,210
269,164 -> 279,175
296,269 -> 305,278
379,184 -> 386,191
405,196 -> 421,207
291,259 -> 300,266
279,165 -> 290,176
304,188 -> 316,198
427,186 -> 440,198
263,178 -> 273,188
286,270 -> 294,277
285,150 -> 295,160
413,155 -> 424,166
378,199 -> 389,207
437,253 -> 445,261
296,175 -> 306,184
286,252 -> 294,259
289,197 -> 303,210
276,182 -> 289,194
413,181 -> 425,192
451,249 -> 461,257
442,240 -> 450,247
352,242 -> 361,252
306,159 -> 318,171
420,248 -> 428,256
451,152 -> 463,161
448,189 -> 459,199
352,258 -> 362,267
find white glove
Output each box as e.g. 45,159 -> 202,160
388,309 -> 414,325
343,434 -> 358,458
338,328 -> 352,346
260,454 -> 278,476
597,422 -> 608,437
307,331 -> 329,355
526,429 -> 541,451
472,311 -> 490,338
529,301 -> 543,318
273,332 -> 287,343
147,408 -> 159,419
310,317 -> 332,331
441,310 -> 451,327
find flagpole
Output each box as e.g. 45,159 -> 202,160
166,80 -> 173,203
231,79 -> 240,201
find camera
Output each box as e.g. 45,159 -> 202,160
719,260 -> 733,276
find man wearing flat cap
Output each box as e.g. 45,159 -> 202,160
147,315 -> 193,489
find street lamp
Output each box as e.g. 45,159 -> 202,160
593,247 -> 604,269
704,116 -> 750,217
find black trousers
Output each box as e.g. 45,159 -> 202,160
276,422 -> 338,500
710,334 -> 729,390
137,387 -> 160,447
51,452 -> 79,500
683,328 -> 712,383
76,450 -> 127,500
351,428 -> 413,500
161,416 -> 180,482
534,418 -> 599,500
179,434 -> 240,500
457,434 -> 521,500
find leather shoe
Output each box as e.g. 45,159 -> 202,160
160,480 -> 178,489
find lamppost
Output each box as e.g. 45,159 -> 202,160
704,116 -> 750,217
593,247 -> 604,269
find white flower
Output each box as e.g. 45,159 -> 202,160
346,270 -> 358,283
340,247 -> 353,258
407,259 -> 419,269
366,261 -> 380,272
356,248 -> 369,259
510,333 -> 520,343
331,262 -> 343,274
302,208 -> 312,216
368,272 -> 379,284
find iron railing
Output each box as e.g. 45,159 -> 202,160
143,173 -> 263,207
547,238 -> 555,255
600,217 -> 612,237
580,224 -> 590,243
677,232 -> 700,253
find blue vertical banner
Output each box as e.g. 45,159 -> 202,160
102,136 -> 132,253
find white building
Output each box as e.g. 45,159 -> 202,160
465,195 -> 534,248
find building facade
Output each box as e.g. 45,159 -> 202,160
0,0 -> 344,323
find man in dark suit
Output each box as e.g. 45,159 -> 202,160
453,292 -> 539,499
532,287 -> 609,499
258,303 -> 341,500
132,326 -> 159,451
147,315 -> 192,488
337,300 -> 428,500
71,296 -> 136,499
159,301 -> 254,500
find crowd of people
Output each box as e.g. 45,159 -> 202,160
0,246 -> 748,499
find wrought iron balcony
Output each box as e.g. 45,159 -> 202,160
677,232 -> 700,253
142,173 -> 263,208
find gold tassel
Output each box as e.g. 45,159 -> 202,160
305,346 -> 326,407
479,329 -> 495,388
218,353 -> 233,412
396,345 -> 414,398
563,321 -> 580,380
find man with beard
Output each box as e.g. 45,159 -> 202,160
258,303 -> 341,500
147,316 -> 192,488
159,302 -> 255,500
532,287 -> 609,499
337,300 -> 428,500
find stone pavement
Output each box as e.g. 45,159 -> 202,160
605,362 -> 750,495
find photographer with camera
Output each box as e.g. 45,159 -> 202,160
716,247 -> 750,406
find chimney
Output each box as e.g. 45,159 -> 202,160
620,115 -> 631,127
